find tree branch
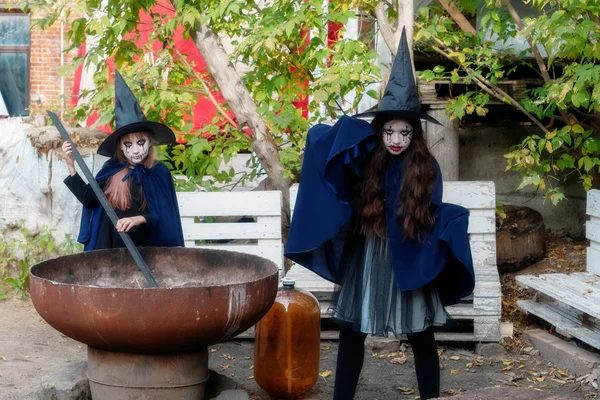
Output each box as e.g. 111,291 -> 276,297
501,0 -> 572,124
191,23 -> 292,246
375,3 -> 398,56
437,0 -> 476,35
426,38 -> 550,134
172,47 -> 240,130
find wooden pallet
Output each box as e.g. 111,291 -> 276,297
287,181 -> 502,342
515,189 -> 600,350
418,78 -> 542,105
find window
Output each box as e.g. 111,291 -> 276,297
0,12 -> 29,117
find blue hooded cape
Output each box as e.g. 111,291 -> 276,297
284,116 -> 475,306
78,158 -> 184,250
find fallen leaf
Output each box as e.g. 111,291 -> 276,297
557,369 -> 568,377
444,389 -> 461,395
397,386 -> 416,394
0,356 -> 6,361
535,376 -> 546,382
501,366 -> 513,372
451,369 -> 459,375
247,376 -> 254,380
223,354 -> 235,361
210,348 -> 217,353
321,345 -> 331,351
244,356 -> 251,360
502,359 -> 514,366
391,356 -> 407,365
466,362 -> 473,369
221,364 -> 230,371
319,370 -> 332,378
551,378 -> 566,385
449,356 -> 461,361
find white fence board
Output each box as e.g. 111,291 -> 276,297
442,181 -> 495,209
290,181 -> 496,212
178,191 -> 282,217
181,217 -> 281,241
586,220 -> 600,245
183,244 -> 282,270
470,240 -> 497,267
586,189 -> 600,218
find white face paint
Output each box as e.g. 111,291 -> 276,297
120,133 -> 150,164
382,119 -> 414,156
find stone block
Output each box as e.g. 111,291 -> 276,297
36,361 -> 90,400
364,336 -> 400,353
524,329 -> 600,377
475,342 -> 506,357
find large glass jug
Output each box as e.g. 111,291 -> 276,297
254,277 -> 321,399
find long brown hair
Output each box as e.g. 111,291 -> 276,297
103,132 -> 156,211
359,115 -> 437,240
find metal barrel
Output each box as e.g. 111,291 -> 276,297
87,347 -> 209,400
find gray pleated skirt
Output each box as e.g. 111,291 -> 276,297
329,235 -> 450,336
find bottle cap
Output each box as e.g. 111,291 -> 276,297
281,277 -> 296,288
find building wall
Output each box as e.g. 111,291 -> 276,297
458,122 -> 587,237
28,10 -> 80,113
0,3 -> 79,115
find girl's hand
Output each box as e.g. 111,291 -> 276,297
62,141 -> 76,176
116,216 -> 147,232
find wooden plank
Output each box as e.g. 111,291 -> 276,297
435,332 -> 477,342
442,181 -> 495,209
181,217 -> 281,240
291,181 -> 496,211
473,296 -> 502,313
467,212 -> 495,234
540,274 -> 600,302
586,246 -> 600,276
585,220 -> 600,246
569,272 -> 600,288
178,191 -> 282,217
446,303 -> 500,317
188,244 -> 283,270
516,275 -> 600,319
517,300 -> 600,349
470,240 -> 496,267
586,189 -> 600,218
473,320 -> 501,341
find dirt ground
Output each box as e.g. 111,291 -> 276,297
0,233 -> 599,399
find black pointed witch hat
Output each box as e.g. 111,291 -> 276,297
354,27 -> 441,125
97,70 -> 176,157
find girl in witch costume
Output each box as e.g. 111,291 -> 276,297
285,28 -> 474,400
62,70 -> 184,250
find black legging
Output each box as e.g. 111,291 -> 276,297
333,327 -> 440,400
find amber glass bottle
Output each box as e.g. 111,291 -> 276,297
254,277 -> 321,399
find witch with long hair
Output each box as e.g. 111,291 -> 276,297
285,29 -> 474,400
62,70 -> 184,250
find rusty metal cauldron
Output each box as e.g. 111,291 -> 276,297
30,247 -> 279,399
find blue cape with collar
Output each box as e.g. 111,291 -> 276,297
284,115 -> 475,306
77,158 -> 185,251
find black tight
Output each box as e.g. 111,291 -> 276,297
333,327 -> 440,400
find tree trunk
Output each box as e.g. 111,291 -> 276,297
426,106 -> 459,181
191,24 -> 292,247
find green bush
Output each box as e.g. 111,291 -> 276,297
0,223 -> 82,299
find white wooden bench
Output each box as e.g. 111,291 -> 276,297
177,191 -> 284,271
516,189 -> 600,349
286,181 -> 502,342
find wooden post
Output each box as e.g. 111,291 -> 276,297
426,105 -> 459,181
